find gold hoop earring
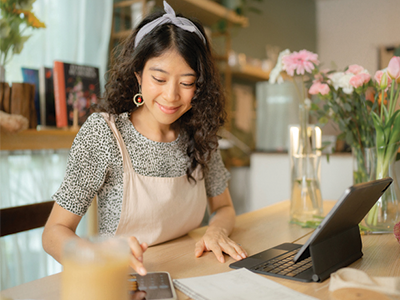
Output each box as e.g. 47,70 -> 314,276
133,86 -> 144,107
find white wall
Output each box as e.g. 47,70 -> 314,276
247,153 -> 354,212
316,0 -> 400,74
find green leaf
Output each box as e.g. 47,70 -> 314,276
12,35 -> 31,54
344,102 -> 352,112
345,131 -> 354,145
0,19 -> 11,39
371,111 -> 386,148
382,104 -> 389,123
387,112 -> 400,146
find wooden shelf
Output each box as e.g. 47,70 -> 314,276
219,63 -> 270,81
231,64 -> 270,81
0,128 -> 79,151
155,0 -> 248,27
111,0 -> 249,41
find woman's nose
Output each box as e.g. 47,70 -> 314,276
163,82 -> 179,102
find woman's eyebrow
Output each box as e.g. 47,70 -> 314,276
149,67 -> 196,77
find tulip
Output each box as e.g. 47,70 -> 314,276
374,70 -> 391,90
387,56 -> 400,80
380,72 -> 389,90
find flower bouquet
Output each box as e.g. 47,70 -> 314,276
270,49 -> 323,224
365,57 -> 400,230
309,64 -> 376,184
310,56 -> 400,232
0,0 -> 46,79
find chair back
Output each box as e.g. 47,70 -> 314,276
0,201 -> 54,237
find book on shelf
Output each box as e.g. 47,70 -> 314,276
21,67 -> 40,125
39,67 -> 57,127
53,61 -> 100,128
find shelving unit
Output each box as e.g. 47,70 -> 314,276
1,0 -> 269,159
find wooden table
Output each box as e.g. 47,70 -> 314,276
2,200 -> 400,300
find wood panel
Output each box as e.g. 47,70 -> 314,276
0,201 -> 55,237
0,128 -> 78,151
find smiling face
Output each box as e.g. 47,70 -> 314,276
135,49 -> 196,131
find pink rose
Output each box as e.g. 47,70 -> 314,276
346,64 -> 365,75
309,82 -> 330,95
349,73 -> 370,88
394,221 -> 400,244
387,56 -> 400,79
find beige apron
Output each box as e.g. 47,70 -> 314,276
100,113 -> 207,246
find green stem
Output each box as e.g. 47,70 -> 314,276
291,77 -> 304,104
389,86 -> 399,117
380,89 -> 385,120
388,81 -> 396,117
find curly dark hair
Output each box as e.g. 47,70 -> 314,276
99,10 -> 226,182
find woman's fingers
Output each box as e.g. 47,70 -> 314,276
207,240 -> 225,263
128,237 -> 147,275
194,240 -> 206,258
195,235 -> 247,263
232,242 -> 248,259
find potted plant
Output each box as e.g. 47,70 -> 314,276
0,0 -> 46,81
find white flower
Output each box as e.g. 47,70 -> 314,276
329,72 -> 354,94
304,98 -> 312,109
269,49 -> 290,84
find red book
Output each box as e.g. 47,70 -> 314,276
53,61 -> 67,127
53,61 -> 100,128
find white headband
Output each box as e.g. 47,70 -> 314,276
134,0 -> 206,48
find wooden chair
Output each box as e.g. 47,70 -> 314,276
0,201 -> 54,237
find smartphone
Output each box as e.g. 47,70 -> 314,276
128,272 -> 177,300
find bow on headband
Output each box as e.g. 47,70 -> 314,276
134,0 -> 206,48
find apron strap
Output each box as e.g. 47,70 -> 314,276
100,112 -> 133,172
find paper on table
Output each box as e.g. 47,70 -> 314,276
173,268 -> 318,300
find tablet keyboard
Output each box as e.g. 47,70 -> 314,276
251,249 -> 313,277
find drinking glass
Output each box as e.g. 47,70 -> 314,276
61,236 -> 131,300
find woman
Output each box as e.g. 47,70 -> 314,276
42,1 -> 247,276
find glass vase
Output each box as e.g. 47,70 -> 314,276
289,104 -> 323,225
352,142 -> 400,232
352,145 -> 376,184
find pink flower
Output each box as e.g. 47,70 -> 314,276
349,73 -> 371,88
282,50 -> 319,76
394,221 -> 400,244
387,56 -> 400,79
374,70 -> 392,90
346,64 -> 365,75
309,82 -> 330,95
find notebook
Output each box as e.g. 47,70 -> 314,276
229,177 -> 393,282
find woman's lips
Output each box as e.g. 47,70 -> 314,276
156,102 -> 180,114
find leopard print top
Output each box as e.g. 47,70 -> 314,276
53,112 -> 230,236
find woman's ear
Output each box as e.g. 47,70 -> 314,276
134,72 -> 142,86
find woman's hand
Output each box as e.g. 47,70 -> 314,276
194,188 -> 247,263
127,236 -> 148,275
194,227 -> 247,263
